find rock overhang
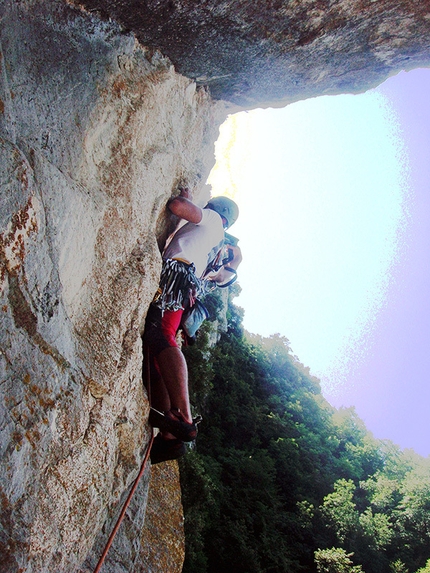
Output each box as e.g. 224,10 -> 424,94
71,0 -> 430,107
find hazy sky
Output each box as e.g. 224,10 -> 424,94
208,68 -> 430,457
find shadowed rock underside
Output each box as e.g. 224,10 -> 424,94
1,0 -> 429,571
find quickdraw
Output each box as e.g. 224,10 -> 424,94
153,258 -> 202,313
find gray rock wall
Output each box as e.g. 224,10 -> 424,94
2,0 -> 430,571
72,0 -> 430,107
0,1 -> 226,571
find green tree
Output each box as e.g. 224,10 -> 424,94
180,298 -> 430,573
394,462 -> 430,570
390,560 -> 409,573
359,507 -> 393,550
321,479 -> 359,544
415,559 -> 430,573
314,548 -> 363,573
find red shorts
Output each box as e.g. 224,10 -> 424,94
143,304 -> 184,356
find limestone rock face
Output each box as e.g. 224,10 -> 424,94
138,461 -> 186,573
0,1 -> 225,571
1,0 -> 430,571
72,0 -> 430,106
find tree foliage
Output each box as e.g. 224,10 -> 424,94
180,293 -> 430,573
314,548 -> 363,573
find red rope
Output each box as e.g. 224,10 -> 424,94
93,431 -> 154,573
93,345 -> 153,573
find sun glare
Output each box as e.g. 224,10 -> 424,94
207,90 -> 411,399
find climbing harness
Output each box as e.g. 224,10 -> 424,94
154,228 -> 239,321
153,258 -> 202,313
93,345 -> 154,573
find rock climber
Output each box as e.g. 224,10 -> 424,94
143,187 -> 242,464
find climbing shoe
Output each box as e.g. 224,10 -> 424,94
148,407 -> 201,442
150,435 -> 187,465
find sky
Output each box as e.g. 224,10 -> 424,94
207,68 -> 430,458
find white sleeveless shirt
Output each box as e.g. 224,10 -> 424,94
163,209 -> 224,278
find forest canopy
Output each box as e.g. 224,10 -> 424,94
179,290 -> 430,573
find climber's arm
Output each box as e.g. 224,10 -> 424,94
167,188 -> 203,224
210,244 -> 242,285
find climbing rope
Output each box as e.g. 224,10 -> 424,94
93,344 -> 154,573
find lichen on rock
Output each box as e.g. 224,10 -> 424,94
71,0 -> 430,107
0,1 -> 226,570
1,0 -> 430,571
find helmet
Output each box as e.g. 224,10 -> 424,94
206,196 -> 239,229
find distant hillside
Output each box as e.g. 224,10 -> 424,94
181,291 -> 430,573
2,0 -> 430,571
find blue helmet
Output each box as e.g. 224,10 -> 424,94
206,196 -> 239,229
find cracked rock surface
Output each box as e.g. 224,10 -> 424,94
0,1 -> 224,570
1,0 -> 430,571
72,0 -> 430,106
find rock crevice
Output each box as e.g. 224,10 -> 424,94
1,0 -> 429,571
1,2 -> 223,571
